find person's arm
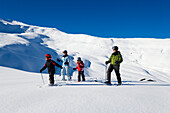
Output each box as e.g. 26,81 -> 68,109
64,56 -> 69,65
108,55 -> 112,62
73,63 -> 78,70
105,55 -> 112,65
57,58 -> 62,62
73,67 -> 77,70
80,62 -> 84,68
118,52 -> 123,63
40,63 -> 47,73
67,56 -> 70,63
76,63 -> 80,69
53,61 -> 62,69
115,52 -> 123,64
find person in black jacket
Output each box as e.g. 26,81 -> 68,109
40,54 -> 62,86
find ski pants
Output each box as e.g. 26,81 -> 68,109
49,72 -> 55,84
61,66 -> 71,80
78,71 -> 85,81
107,64 -> 122,84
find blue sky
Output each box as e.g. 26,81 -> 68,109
0,0 -> 170,38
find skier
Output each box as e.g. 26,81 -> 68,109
40,54 -> 62,86
105,46 -> 123,85
73,57 -> 85,82
57,50 -> 71,81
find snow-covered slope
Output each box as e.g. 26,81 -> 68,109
1,19 -> 170,113
0,19 -> 170,82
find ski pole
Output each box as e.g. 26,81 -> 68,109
55,74 -> 57,81
41,73 -> 45,84
105,64 -> 107,82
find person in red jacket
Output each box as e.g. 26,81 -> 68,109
40,54 -> 62,86
73,57 -> 85,82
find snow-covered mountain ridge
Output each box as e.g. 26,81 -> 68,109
1,19 -> 170,113
0,19 -> 170,82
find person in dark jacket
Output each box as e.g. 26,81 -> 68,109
73,57 -> 85,82
105,46 -> 123,85
40,54 -> 62,86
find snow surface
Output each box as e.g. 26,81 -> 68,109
0,19 -> 170,113
1,66 -> 170,113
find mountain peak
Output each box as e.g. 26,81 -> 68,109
0,19 -> 29,34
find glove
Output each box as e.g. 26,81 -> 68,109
73,68 -> 77,70
105,61 -> 110,65
64,62 -> 69,65
40,69 -> 43,73
115,61 -> 119,64
57,58 -> 61,62
60,66 -> 63,69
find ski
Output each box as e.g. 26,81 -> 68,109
139,78 -> 155,82
93,79 -> 114,86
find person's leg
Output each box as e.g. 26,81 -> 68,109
66,66 -> 71,80
61,66 -> 66,80
49,72 -> 54,85
106,64 -> 114,83
113,65 -> 122,85
82,71 -> 85,81
78,71 -> 81,82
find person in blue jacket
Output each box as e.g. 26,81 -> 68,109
57,50 -> 71,81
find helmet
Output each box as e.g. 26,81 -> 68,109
77,57 -> 81,61
112,46 -> 118,51
63,50 -> 67,54
45,54 -> 51,58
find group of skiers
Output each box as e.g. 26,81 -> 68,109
40,46 -> 123,86
40,50 -> 85,86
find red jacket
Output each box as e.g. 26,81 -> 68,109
76,61 -> 84,71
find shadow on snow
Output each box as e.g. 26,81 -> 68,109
0,34 -> 91,77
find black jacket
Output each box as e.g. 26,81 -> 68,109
41,60 -> 62,73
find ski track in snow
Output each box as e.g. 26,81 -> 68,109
0,19 -> 170,113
